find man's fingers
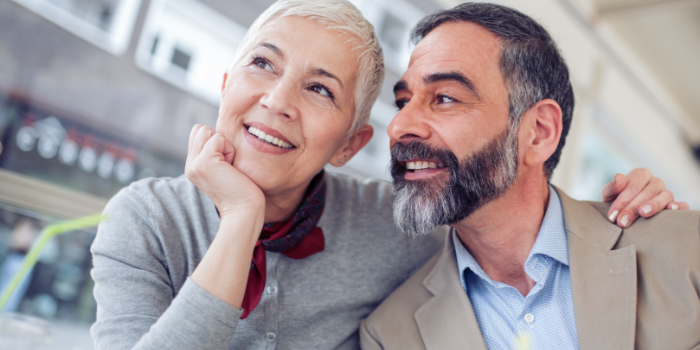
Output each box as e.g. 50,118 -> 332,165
602,173 -> 627,202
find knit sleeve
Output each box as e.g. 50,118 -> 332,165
90,183 -> 242,350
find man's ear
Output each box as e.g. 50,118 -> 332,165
329,124 -> 374,167
221,73 -> 228,95
522,99 -> 562,167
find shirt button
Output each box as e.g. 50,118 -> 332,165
524,313 -> 535,324
265,332 -> 276,342
266,285 -> 278,294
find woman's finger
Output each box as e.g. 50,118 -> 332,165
636,190 -> 674,218
602,173 -> 627,203
188,124 -> 203,153
606,169 -> 654,223
667,201 -> 690,210
200,133 -> 235,164
613,176 -> 664,228
192,125 -> 215,156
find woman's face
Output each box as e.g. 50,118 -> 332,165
217,16 -> 360,199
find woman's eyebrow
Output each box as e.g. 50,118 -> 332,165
312,68 -> 344,90
255,42 -> 284,58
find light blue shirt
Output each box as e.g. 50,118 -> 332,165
453,187 -> 579,350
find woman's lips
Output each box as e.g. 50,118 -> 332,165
245,122 -> 295,148
243,124 -> 296,155
247,126 -> 295,149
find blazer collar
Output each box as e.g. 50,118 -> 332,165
415,230 -> 488,350
555,186 -> 637,350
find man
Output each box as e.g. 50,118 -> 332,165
360,3 -> 700,350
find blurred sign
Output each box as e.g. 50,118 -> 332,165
0,95 -> 184,198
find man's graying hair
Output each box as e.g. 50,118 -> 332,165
411,3 -> 574,178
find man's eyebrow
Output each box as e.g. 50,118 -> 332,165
312,68 -> 344,90
255,42 -> 283,58
393,80 -> 408,95
424,72 -> 480,99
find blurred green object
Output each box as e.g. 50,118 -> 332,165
0,213 -> 107,313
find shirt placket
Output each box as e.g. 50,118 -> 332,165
263,252 -> 280,350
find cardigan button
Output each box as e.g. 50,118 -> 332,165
266,285 -> 278,294
266,332 -> 277,342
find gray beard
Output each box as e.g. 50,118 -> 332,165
390,126 -> 519,237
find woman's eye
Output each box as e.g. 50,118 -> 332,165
310,84 -> 334,99
437,95 -> 456,104
253,57 -> 272,71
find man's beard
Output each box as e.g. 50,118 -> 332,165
391,125 -> 519,237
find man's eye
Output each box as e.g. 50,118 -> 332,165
437,95 -> 456,104
395,99 -> 408,110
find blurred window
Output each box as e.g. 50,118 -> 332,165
11,0 -> 142,55
134,0 -> 246,105
349,0 -> 425,75
0,204 -> 96,348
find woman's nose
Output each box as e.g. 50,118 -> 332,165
387,103 -> 432,143
259,78 -> 299,120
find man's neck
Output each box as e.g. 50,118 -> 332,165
452,174 -> 550,296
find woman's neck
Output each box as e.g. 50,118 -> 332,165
263,178 -> 315,223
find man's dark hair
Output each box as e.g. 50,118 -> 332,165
411,2 -> 574,179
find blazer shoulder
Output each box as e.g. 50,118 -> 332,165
616,209 -> 700,256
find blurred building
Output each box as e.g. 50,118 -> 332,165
0,0 -> 698,349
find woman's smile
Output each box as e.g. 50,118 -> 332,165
243,122 -> 297,155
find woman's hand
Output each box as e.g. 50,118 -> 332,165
185,124 -> 265,216
187,124 -> 266,308
602,168 -> 689,228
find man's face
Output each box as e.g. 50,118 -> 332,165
388,21 -> 519,236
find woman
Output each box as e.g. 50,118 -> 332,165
90,1 -> 682,349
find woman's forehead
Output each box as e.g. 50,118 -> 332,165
255,16 -> 360,73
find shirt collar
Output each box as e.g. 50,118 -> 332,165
453,185 -> 568,290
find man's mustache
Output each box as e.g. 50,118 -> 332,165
390,141 -> 460,177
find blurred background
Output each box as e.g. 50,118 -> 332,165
0,0 -> 698,348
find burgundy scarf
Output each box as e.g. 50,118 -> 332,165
241,171 -> 326,319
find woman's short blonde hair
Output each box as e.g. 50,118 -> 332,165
228,0 -> 385,137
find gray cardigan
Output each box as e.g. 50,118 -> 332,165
90,172 -> 444,350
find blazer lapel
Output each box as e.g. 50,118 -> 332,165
556,187 -> 637,350
414,235 -> 488,350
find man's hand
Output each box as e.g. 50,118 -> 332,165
185,124 -> 265,217
602,168 -> 689,228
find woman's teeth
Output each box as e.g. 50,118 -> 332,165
248,126 -> 293,149
406,161 -> 445,171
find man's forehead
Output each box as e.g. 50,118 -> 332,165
405,21 -> 502,81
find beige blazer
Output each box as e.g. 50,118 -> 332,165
361,187 -> 700,350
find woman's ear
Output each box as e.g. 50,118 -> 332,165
522,99 -> 562,167
330,124 -> 374,166
221,73 -> 229,95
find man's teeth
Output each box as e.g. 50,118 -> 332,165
406,161 -> 445,170
248,126 -> 293,149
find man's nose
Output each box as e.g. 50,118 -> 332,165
259,77 -> 300,120
387,102 -> 432,143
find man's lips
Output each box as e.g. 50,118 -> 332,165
244,123 -> 295,149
